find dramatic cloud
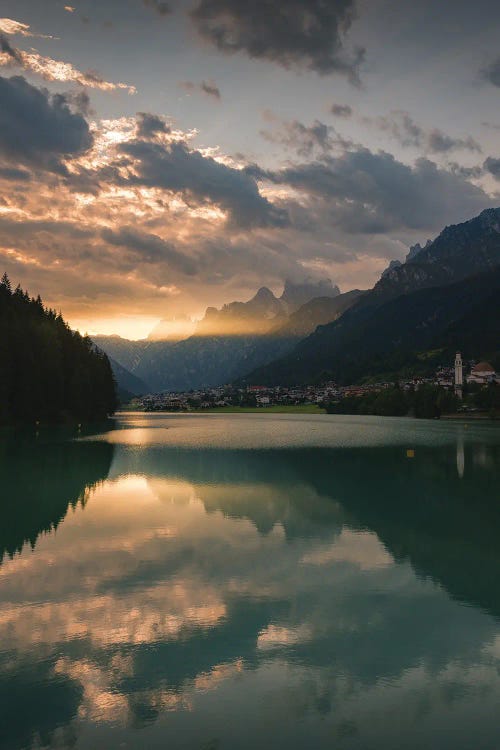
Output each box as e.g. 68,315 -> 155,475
480,57 -> 500,88
143,0 -> 172,15
118,133 -> 288,227
484,156 -> 500,179
0,74 -> 93,170
331,102 -> 352,118
0,27 -> 136,93
253,148 -> 492,233
260,115 -> 346,157
0,17 -> 53,38
189,0 -> 365,81
179,79 -> 221,100
101,227 -> 197,274
136,112 -> 172,138
375,111 -> 481,154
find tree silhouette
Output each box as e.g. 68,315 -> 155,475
0,275 -> 117,424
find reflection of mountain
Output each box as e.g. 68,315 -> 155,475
3,432 -> 500,747
0,435 -> 114,562
115,441 -> 500,618
106,440 -> 500,721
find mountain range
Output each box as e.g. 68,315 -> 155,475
94,279 -> 351,393
96,207 -> 500,394
244,208 -> 500,385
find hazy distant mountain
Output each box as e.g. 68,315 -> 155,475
93,278 -> 359,392
280,279 -> 340,313
196,286 -> 286,336
271,290 -> 364,339
107,357 -> 150,397
147,316 -> 196,342
243,208 -> 500,385
92,335 -> 151,374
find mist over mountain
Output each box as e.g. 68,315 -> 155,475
147,316 -> 196,342
280,279 -> 340,313
94,278 -> 351,393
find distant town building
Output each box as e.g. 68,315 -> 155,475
467,361 -> 498,385
454,351 -> 463,399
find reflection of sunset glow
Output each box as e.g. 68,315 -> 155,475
194,659 -> 245,691
257,624 -> 313,649
301,530 -> 393,570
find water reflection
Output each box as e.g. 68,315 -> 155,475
0,432 -> 114,563
0,418 -> 499,750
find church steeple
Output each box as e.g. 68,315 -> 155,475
454,351 -> 463,399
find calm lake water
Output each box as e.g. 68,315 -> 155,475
1,413 -> 500,750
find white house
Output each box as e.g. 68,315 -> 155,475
467,362 -> 498,385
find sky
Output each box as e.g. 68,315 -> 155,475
0,0 -> 499,339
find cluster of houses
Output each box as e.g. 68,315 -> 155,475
131,355 -> 498,412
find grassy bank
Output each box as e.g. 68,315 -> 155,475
193,404 -> 325,414
123,404 -> 326,414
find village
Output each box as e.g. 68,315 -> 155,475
130,355 -> 499,413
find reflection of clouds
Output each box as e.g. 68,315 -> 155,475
54,658 -> 130,725
194,659 -> 245,692
3,464 -> 500,746
300,530 -> 393,570
257,625 -> 313,650
0,584 -> 226,649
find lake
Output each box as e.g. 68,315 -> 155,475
1,413 -> 499,750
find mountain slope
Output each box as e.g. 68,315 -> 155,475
107,357 -> 150,397
271,290 -> 364,339
244,267 -> 500,385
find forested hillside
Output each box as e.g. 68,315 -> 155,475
0,274 -> 117,424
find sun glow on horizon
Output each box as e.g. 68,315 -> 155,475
71,316 -> 162,341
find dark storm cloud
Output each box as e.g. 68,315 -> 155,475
118,136 -> 288,228
330,103 -> 352,118
376,112 -> 481,154
189,0 -> 365,81
260,117 -> 347,157
484,156 -> 500,179
0,32 -> 23,64
136,112 -> 172,138
480,56 -> 500,87
0,166 -> 31,181
101,227 -> 197,274
179,79 -> 221,99
250,148 -> 492,233
0,74 -> 93,171
143,0 -> 172,15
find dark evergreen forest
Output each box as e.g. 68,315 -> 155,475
0,274 -> 117,424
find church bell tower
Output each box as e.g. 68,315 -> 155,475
454,351 -> 463,399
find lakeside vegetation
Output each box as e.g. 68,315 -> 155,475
325,383 -> 500,419
0,274 -> 117,425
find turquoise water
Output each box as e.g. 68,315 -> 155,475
1,414 -> 499,750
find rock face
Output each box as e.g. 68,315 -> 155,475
243,207 -> 500,386
196,287 -> 286,336
371,208 -> 500,304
